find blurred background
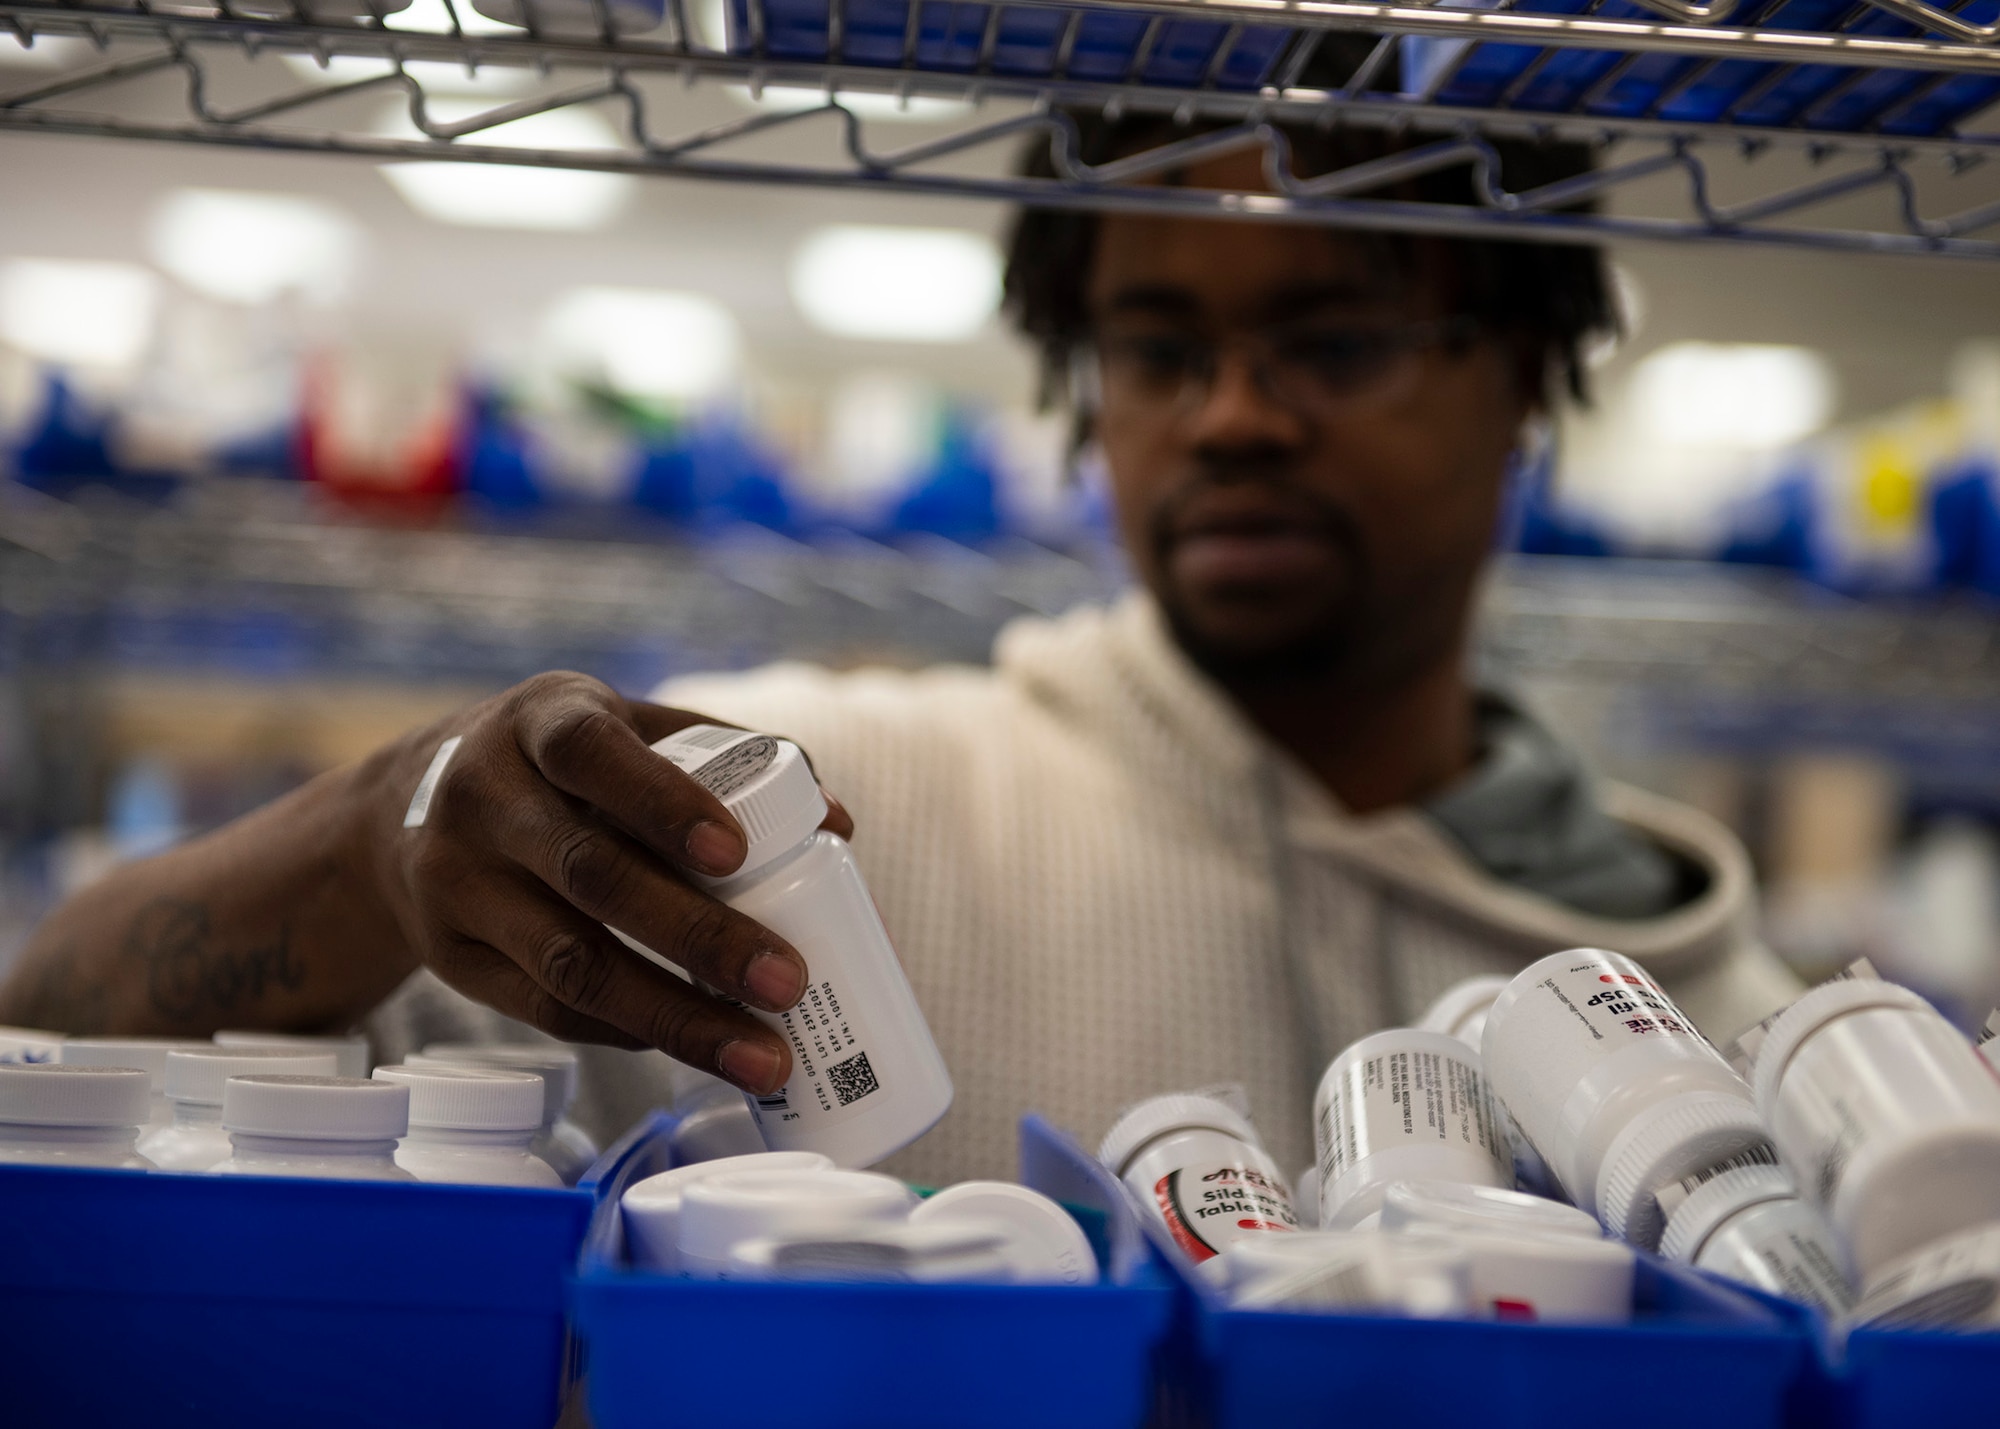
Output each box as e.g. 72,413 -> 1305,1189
10,13 -> 2000,1029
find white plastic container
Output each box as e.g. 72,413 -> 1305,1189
1422,1226 -> 1635,1324
1230,1232 -> 1473,1317
622,1150 -> 837,1272
467,0 -> 664,36
1850,1220 -> 2000,1331
0,1025 -> 64,1065
59,1037 -> 212,1133
677,1167 -> 917,1279
644,725 -> 952,1169
213,1029 -> 370,1079
910,1181 -> 1100,1286
1483,948 -> 1769,1248
1659,1163 -> 1854,1313
0,1064 -> 153,1169
371,1064 -> 561,1188
1099,1092 -> 1301,1271
1379,1179 -> 1602,1242
1977,1011 -> 1998,1075
727,1220 -> 1016,1284
1417,976 -> 1515,1046
213,1074 -> 414,1182
141,1046 -> 340,1172
1754,977 -> 2000,1278
409,1043 -> 598,1185
1313,1029 -> 1513,1230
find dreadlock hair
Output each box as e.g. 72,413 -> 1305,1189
1003,59 -> 1618,419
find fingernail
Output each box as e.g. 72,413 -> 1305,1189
744,951 -> 806,1010
686,820 -> 744,875
718,1038 -> 784,1095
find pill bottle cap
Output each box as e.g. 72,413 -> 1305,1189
650,726 -> 827,881
1381,1179 -> 1602,1241
910,1180 -> 1100,1286
222,1074 -> 409,1140
728,1219 -> 1015,1283
59,1037 -> 210,1079
621,1150 -> 836,1272
1597,1093 -> 1770,1249
212,1030 -> 371,1079
677,1168 -> 915,1274
410,1043 -> 575,1124
164,1047 -> 341,1106
1098,1093 -> 1261,1176
0,1063 -> 149,1127
1658,1163 -> 1798,1264
1415,976 -> 1514,1048
372,1064 -> 543,1132
1851,1220 -> 2000,1330
1751,978 -> 1937,1122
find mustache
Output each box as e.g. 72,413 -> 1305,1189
1149,471 -> 1358,549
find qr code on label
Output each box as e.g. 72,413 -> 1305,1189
826,1051 -> 880,1107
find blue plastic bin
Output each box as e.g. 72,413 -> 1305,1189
0,1161 -> 593,1428
1171,1227 -> 1818,1429
569,1111 -> 1177,1429
1839,1323 -> 2000,1423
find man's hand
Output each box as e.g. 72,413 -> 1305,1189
369,672 -> 847,1095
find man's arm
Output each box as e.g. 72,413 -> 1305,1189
0,672 -> 836,1095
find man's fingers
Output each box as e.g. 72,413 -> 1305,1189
510,675 -> 748,878
457,886 -> 793,1092
485,788 -> 808,1014
428,934 -> 647,1050
820,790 -> 855,840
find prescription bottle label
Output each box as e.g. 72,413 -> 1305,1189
746,974 -> 889,1135
656,725 -> 779,798
1152,1162 -> 1300,1261
1535,961 -> 1705,1046
1318,1046 -> 1506,1183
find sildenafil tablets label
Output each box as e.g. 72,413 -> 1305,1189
1152,1161 -> 1301,1261
1318,1046 -> 1506,1184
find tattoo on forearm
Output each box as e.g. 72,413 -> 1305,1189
15,943 -> 110,1034
131,897 -> 306,1023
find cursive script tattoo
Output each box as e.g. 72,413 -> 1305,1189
131,897 -> 306,1024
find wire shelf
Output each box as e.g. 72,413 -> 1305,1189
7,0 -> 2000,254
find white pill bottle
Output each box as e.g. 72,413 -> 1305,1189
1482,948 -> 1768,1247
647,725 -> 952,1169
1099,1092 -> 1301,1271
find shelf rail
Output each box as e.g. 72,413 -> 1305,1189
4,0 -> 2000,255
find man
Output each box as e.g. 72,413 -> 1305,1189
0,114 -> 1797,1183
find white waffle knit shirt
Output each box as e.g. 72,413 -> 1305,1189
369,593 -> 1799,1182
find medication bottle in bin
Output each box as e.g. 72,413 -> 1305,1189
1099,1091 -> 1301,1274
643,725 -> 953,1169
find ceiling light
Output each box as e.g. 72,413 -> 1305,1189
0,33 -> 87,67
543,287 -> 741,401
1629,342 -> 1836,449
385,0 -> 525,34
725,85 -> 973,123
790,225 -> 1000,343
148,188 -> 361,306
377,103 -> 632,230
0,258 -> 158,368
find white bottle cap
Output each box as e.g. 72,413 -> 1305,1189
222,1074 -> 409,1140
910,1181 -> 1101,1286
0,1063 -> 150,1127
372,1064 -> 543,1132
1432,1226 -> 1635,1324
164,1047 -> 341,1107
1216,1229 -> 1382,1294
1659,1164 -> 1798,1264
620,1150 -> 836,1272
213,1030 -> 370,1079
0,1025 -> 64,1063
410,1043 -> 575,1126
1381,1180 -> 1603,1241
1416,976 -> 1514,1048
1098,1092 -> 1261,1177
1751,977 -> 1938,1121
59,1037 -> 210,1079
1232,1232 -> 1473,1317
727,1220 -> 1016,1284
650,726 -> 828,881
1851,1220 -> 2000,1331
1596,1093 -> 1770,1248
677,1167 -> 916,1278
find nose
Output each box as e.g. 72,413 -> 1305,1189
1183,343 -> 1310,458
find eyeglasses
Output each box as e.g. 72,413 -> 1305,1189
1086,315 -> 1480,423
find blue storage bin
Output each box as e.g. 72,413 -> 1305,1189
1169,1226 -> 1818,1428
569,1111 -> 1177,1429
1839,1323 -> 2000,1423
0,1161 -> 593,1428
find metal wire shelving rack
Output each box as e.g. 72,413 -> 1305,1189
6,0 -> 2000,256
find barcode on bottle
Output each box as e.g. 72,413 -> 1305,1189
755,1090 -> 790,1111
674,725 -> 748,751
1979,1011 -> 1999,1046
1674,1144 -> 1778,1201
